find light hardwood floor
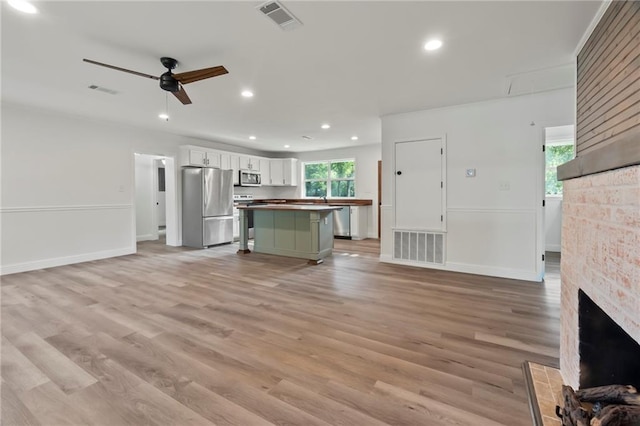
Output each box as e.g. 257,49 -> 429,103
1,239 -> 561,425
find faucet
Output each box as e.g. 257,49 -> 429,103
322,196 -> 328,203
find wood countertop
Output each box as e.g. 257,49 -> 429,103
237,204 -> 344,212
254,199 -> 373,206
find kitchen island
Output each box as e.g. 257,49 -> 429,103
237,204 -> 343,264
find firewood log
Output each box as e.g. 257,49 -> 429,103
591,405 -> 640,426
577,385 -> 640,406
562,385 -> 591,426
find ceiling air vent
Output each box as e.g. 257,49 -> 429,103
257,1 -> 302,31
88,85 -> 118,95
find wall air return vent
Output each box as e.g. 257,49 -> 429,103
393,230 -> 445,265
257,1 -> 302,31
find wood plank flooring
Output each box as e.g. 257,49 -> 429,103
1,239 -> 561,425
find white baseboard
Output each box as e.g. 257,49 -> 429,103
445,261 -> 540,282
379,256 -> 540,282
0,247 -> 136,276
545,244 -> 561,252
136,234 -> 157,242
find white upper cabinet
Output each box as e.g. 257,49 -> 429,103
283,158 -> 298,186
260,158 -> 271,186
220,153 -> 231,170
180,146 -> 298,187
180,145 -> 220,168
270,159 -> 284,186
269,158 -> 298,186
239,156 -> 260,171
230,155 -> 240,185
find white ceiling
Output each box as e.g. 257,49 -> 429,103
1,1 -> 601,153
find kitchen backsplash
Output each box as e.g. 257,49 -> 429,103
233,185 -> 299,199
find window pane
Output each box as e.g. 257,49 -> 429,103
331,180 -> 355,197
305,163 -> 328,180
330,161 -> 355,179
305,181 -> 327,197
545,144 -> 575,196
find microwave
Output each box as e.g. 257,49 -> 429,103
239,170 -> 261,186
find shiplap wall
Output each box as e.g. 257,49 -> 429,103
576,0 -> 640,155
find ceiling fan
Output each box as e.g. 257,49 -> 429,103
83,57 -> 229,105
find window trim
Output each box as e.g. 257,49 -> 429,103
302,159 -> 356,199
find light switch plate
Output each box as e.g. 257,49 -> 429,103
465,168 -> 476,177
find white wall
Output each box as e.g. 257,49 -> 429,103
381,88 -> 574,281
545,197 -> 562,252
280,145 -> 381,238
0,103 -> 273,275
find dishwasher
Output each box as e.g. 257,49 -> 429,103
333,206 -> 351,238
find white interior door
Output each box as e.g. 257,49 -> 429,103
395,138 -> 443,230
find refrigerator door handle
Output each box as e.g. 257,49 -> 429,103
203,176 -> 208,211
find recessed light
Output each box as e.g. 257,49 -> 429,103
351,136 -> 358,141
424,39 -> 443,51
158,113 -> 169,121
241,90 -> 254,98
249,135 -> 256,140
284,145 -> 290,148
321,124 -> 330,129
8,0 -> 38,14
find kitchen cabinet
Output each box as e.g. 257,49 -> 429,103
333,205 -> 369,240
230,155 -> 240,185
260,159 -> 271,186
239,156 -> 260,171
220,153 -> 231,170
233,210 -> 240,240
180,145 -> 299,188
180,146 -> 220,168
350,206 -> 369,240
269,158 -> 298,186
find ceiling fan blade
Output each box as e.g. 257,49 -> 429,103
172,85 -> 192,105
173,66 -> 228,85
83,59 -> 159,80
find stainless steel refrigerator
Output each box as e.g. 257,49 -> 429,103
182,167 -> 234,248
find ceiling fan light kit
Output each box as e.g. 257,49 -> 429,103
83,57 -> 229,106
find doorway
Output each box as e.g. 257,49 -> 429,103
134,153 -> 178,247
156,159 -> 167,240
543,125 -> 575,254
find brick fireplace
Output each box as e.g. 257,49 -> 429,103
557,0 -> 640,391
559,165 -> 640,388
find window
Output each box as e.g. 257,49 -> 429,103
303,159 -> 355,198
545,143 -> 574,196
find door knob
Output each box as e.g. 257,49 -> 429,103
396,171 -> 402,175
